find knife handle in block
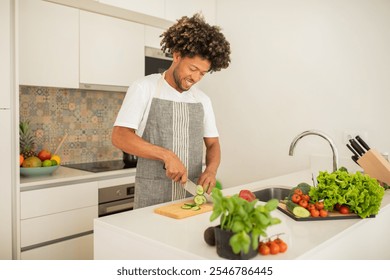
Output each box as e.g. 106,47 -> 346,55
357,148 -> 390,186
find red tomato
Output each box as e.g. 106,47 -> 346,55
258,243 -> 270,255
315,201 -> 324,210
334,203 -> 341,211
269,241 -> 280,255
294,189 -> 303,195
299,199 -> 308,209
310,209 -> 320,217
339,205 -> 350,214
291,193 -> 301,203
319,209 -> 328,217
278,241 -> 288,253
238,190 -> 256,202
301,194 -> 310,201
307,203 -> 316,211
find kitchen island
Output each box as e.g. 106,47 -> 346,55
94,170 -> 390,260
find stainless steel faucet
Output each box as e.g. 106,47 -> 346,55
289,130 -> 339,172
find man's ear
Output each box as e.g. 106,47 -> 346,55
172,52 -> 181,62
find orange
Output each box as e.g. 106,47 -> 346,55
20,154 -> 24,166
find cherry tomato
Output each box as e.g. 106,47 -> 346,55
308,203 -> 316,211
301,194 -> 310,201
278,241 -> 288,253
269,241 -> 280,255
258,243 -> 270,255
294,189 -> 303,195
299,199 -> 308,209
310,209 -> 320,217
334,203 -> 341,211
319,209 -> 328,217
315,201 -> 324,210
291,193 -> 301,203
339,205 -> 350,214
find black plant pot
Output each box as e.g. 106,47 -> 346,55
214,226 -> 258,260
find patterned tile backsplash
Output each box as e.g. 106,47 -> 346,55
19,86 -> 126,164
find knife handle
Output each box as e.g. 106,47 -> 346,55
346,144 -> 359,158
355,135 -> 370,151
349,139 -> 365,156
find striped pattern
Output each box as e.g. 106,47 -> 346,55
172,102 -> 190,201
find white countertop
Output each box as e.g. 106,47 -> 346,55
94,169 -> 390,259
20,166 -> 137,191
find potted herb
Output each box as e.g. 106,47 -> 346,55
210,188 -> 281,259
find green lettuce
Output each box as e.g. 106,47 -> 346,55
309,169 -> 385,218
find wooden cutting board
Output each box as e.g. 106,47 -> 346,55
154,199 -> 213,219
278,203 -> 375,221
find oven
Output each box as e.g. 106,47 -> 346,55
145,46 -> 173,75
98,183 -> 135,217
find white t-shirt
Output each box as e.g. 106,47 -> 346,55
114,74 -> 219,138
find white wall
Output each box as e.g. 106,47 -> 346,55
199,0 -> 390,188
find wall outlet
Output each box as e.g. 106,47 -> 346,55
343,130 -> 368,144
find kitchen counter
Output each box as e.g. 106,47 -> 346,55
94,169 -> 390,259
20,166 -> 137,191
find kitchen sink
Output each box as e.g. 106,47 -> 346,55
253,186 -> 290,202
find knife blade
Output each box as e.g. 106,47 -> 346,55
355,135 -> 370,151
349,139 -> 365,156
184,179 -> 212,202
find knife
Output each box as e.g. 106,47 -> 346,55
355,135 -> 370,151
346,143 -> 360,158
349,139 -> 365,156
184,179 -> 212,202
351,155 -> 360,166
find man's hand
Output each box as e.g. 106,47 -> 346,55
197,170 -> 217,194
163,152 -> 187,184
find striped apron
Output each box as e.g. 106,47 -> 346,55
134,74 -> 204,209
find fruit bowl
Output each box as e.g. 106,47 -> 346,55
20,165 -> 59,177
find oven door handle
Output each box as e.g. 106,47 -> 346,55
99,198 -> 134,217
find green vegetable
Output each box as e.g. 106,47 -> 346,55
286,200 -> 310,218
287,182 -> 312,199
309,169 -> 385,218
210,188 -> 281,255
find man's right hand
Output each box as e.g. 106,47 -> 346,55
163,152 -> 187,184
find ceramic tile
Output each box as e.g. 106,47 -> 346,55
19,86 -> 126,164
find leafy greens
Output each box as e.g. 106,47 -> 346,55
309,169 -> 385,218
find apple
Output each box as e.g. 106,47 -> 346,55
238,189 -> 256,202
37,149 -> 51,161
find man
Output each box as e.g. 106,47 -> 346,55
112,13 -> 231,209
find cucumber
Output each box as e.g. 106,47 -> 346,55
196,185 -> 205,195
286,200 -> 310,218
191,205 -> 201,211
194,195 -> 207,205
181,204 -> 193,209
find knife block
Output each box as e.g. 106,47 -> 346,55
357,148 -> 390,186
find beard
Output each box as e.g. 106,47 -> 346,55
173,67 -> 191,92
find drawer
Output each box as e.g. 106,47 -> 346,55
21,234 -> 93,260
21,206 -> 97,248
21,181 -> 98,219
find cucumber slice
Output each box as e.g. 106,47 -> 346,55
196,185 -> 205,195
181,204 -> 193,209
191,205 -> 201,211
184,203 -> 197,207
194,195 -> 207,205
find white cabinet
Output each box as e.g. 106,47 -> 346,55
0,0 -> 11,108
19,0 -> 79,88
21,234 -> 93,260
98,0 -> 165,18
145,26 -> 164,49
20,181 -> 98,260
0,110 -> 12,259
79,10 -> 144,88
